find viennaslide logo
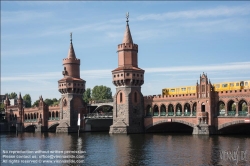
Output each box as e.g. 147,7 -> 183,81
220,146 -> 247,164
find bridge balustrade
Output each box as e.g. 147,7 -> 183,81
192,111 -> 196,116
48,117 -> 60,121
238,111 -> 248,116
184,112 -> 191,116
160,112 -> 166,116
176,112 -> 182,116
86,112 -> 113,119
168,112 -> 174,116
227,111 -> 236,116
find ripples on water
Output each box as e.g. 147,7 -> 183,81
1,132 -> 250,165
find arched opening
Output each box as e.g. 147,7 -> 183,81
40,113 -> 42,119
120,92 -> 122,103
201,103 -> 205,112
160,104 -> 166,116
218,123 -> 250,134
184,103 -> 191,116
176,104 -> 182,116
146,122 -> 193,134
192,103 -> 197,116
227,100 -> 236,116
153,105 -> 159,116
238,100 -> 248,116
31,113 -> 33,120
28,114 -> 30,120
37,113 -> 39,119
52,111 -> 55,120
14,114 -> 17,120
146,105 -> 152,116
48,123 -> 59,132
25,125 -> 36,132
168,104 -> 174,116
218,101 -> 225,116
49,112 -> 51,120
34,113 -> 36,120
134,92 -> 137,103
56,111 -> 59,118
25,114 -> 27,120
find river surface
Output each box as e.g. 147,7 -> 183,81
1,132 -> 250,166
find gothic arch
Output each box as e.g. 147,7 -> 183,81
218,120 -> 246,130
145,119 -> 195,130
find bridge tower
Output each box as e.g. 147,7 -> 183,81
109,13 -> 145,134
56,33 -> 86,133
193,73 -> 214,134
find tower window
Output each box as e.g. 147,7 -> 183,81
121,74 -> 123,76
120,92 -> 122,102
134,92 -> 137,103
114,75 -> 116,78
126,73 -> 129,76
202,85 -> 205,92
137,74 -> 139,77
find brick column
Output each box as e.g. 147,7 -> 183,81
173,107 -> 176,117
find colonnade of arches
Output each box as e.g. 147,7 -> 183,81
9,114 -> 17,121
24,112 -> 42,122
146,103 -> 197,117
217,99 -> 249,116
48,111 -> 59,120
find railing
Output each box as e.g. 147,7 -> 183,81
24,119 -> 37,122
86,112 -> 113,119
184,112 -> 191,116
176,112 -> 182,116
227,111 -> 236,116
238,111 -> 248,116
153,112 -> 159,116
48,117 -> 60,121
168,112 -> 174,116
89,99 -> 113,104
160,112 -> 166,116
192,112 -> 196,116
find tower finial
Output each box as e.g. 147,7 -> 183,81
70,32 -> 72,43
126,12 -> 129,24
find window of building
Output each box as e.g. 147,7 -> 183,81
236,83 -> 239,86
170,89 -> 175,92
230,83 -> 234,87
126,73 -> 129,76
181,88 -> 186,91
120,92 -> 122,102
222,84 -> 228,88
202,85 -> 205,92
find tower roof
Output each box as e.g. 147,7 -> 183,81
67,33 -> 76,59
122,12 -> 133,44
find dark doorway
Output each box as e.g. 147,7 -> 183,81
202,105 -> 205,112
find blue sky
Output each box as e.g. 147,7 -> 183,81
1,1 -> 250,103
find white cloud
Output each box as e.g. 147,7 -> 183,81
136,5 -> 250,21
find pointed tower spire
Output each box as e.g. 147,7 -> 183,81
18,92 -> 22,99
122,12 -> 133,44
67,32 -> 76,59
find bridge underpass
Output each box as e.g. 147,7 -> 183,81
146,122 -> 194,134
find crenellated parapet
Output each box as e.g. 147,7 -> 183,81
117,43 -> 138,52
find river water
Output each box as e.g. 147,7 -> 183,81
1,132 -> 250,165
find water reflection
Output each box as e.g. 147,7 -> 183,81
1,133 -> 250,165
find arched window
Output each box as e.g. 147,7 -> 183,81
160,105 -> 166,116
134,92 -> 137,103
14,114 -> 17,120
34,113 -> 36,119
146,105 -> 152,116
25,114 -> 27,120
120,92 -> 122,103
56,111 -> 59,118
153,105 -> 159,116
31,113 -> 33,119
52,111 -> 55,119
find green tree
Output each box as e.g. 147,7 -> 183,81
91,85 -> 112,101
83,88 -> 91,103
0,103 -> 5,113
32,100 -> 39,107
9,92 -> 17,99
23,94 -> 32,108
44,98 -> 53,106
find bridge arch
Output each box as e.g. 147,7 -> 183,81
153,105 -> 159,116
217,100 -> 226,116
93,105 -> 113,113
160,104 -> 166,116
145,119 -> 195,131
218,120 -> 246,130
146,105 -> 152,116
